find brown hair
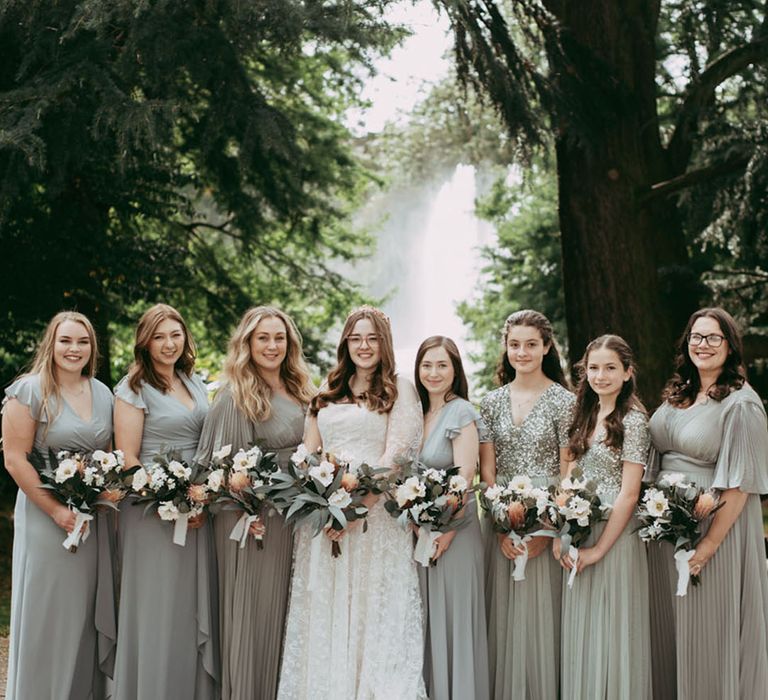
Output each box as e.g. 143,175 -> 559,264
310,306 -> 398,415
222,306 -> 315,422
496,309 -> 568,388
662,307 -> 746,407
414,336 -> 469,413
127,304 -> 196,394
568,335 -> 644,459
26,311 -> 98,424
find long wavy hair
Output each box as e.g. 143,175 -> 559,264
24,311 -> 98,425
414,336 -> 469,413
568,335 -> 644,459
222,306 -> 315,422
496,309 -> 568,388
662,307 -> 746,407
127,304 -> 196,394
310,306 -> 398,415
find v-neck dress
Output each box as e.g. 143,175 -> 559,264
648,385 -> 768,700
417,398 -> 489,700
194,387 -> 306,700
479,382 -> 574,700
111,373 -> 218,700
560,408 -> 651,700
4,373 -> 116,700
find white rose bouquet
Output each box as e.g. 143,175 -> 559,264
279,445 -> 380,560
130,450 -> 213,546
636,472 -> 722,596
384,461 -> 477,567
480,475 -> 553,581
29,447 -> 130,551
546,468 -> 610,588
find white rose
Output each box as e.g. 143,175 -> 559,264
232,450 -> 251,473
168,460 -> 191,480
396,476 -> 426,507
131,467 -> 149,491
207,469 -> 225,492
309,460 -> 335,487
643,490 -> 670,518
509,474 -> 533,494
92,449 -> 107,463
328,488 -> 352,509
290,444 -> 310,465
212,444 -> 232,461
448,475 -> 468,493
55,458 -> 77,483
157,501 -> 179,521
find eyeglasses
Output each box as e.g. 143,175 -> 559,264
347,334 -> 379,347
687,332 -> 725,348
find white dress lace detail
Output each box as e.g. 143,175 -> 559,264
278,378 -> 426,700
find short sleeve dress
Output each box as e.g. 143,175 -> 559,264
194,387 -> 306,700
111,372 -> 218,700
418,398 -> 489,700
648,385 -> 768,700
560,408 -> 651,700
4,374 -> 116,700
480,382 -> 573,700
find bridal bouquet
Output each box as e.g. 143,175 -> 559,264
130,451 -> 213,546
29,447 -> 129,551
480,475 -> 553,581
207,444 -> 285,550
281,444 -> 381,558
384,462 -> 475,567
546,468 -> 610,588
636,472 -> 723,596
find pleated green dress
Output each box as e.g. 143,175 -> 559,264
480,382 -> 574,700
4,374 -> 116,700
560,408 -> 651,700
648,385 -> 768,700
194,387 -> 305,700
418,398 -> 489,700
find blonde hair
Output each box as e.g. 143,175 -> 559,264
127,304 -> 196,394
27,311 -> 98,424
311,305 -> 398,415
222,306 -> 315,422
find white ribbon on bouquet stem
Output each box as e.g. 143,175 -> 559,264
229,513 -> 261,549
172,512 -> 191,546
674,549 -> 696,597
414,526 -> 442,567
566,545 -> 580,589
509,532 -> 533,581
62,509 -> 93,551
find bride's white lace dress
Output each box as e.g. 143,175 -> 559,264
277,377 -> 426,700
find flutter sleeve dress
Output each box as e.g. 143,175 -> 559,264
4,374 -> 116,700
111,372 -> 218,700
194,386 -> 305,700
648,385 -> 768,699
480,382 -> 573,700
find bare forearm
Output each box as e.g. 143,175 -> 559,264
703,487 -> 749,548
594,492 -> 636,558
6,458 -> 62,518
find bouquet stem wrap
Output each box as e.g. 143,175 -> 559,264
510,532 -> 533,581
414,526 -> 442,567
566,545 -> 580,589
172,512 -> 190,546
229,513 -> 261,549
62,509 -> 93,552
674,549 -> 696,597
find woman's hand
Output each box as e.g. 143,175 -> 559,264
52,505 -> 76,533
188,511 -> 207,529
689,537 -> 718,576
525,535 -> 550,560
497,532 -> 518,560
248,517 -> 266,537
432,530 -> 457,561
575,546 -> 602,573
552,538 -> 562,562
325,526 -> 345,541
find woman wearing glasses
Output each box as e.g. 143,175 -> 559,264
648,308 -> 768,699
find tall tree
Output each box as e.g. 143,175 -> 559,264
437,0 -> 768,402
0,0 -> 400,384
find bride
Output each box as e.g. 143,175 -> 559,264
277,306 -> 426,700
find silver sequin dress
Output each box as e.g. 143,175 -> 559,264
480,382 -> 574,700
560,408 -> 651,700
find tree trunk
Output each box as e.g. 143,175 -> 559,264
551,0 -> 698,405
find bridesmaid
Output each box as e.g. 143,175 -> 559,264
415,336 -> 489,700
194,306 -> 315,700
648,307 -> 768,699
479,310 -> 573,700
3,311 -> 115,699
112,303 -> 218,700
559,335 -> 651,699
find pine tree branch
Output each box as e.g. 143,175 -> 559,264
641,152 -> 751,202
667,36 -> 768,171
